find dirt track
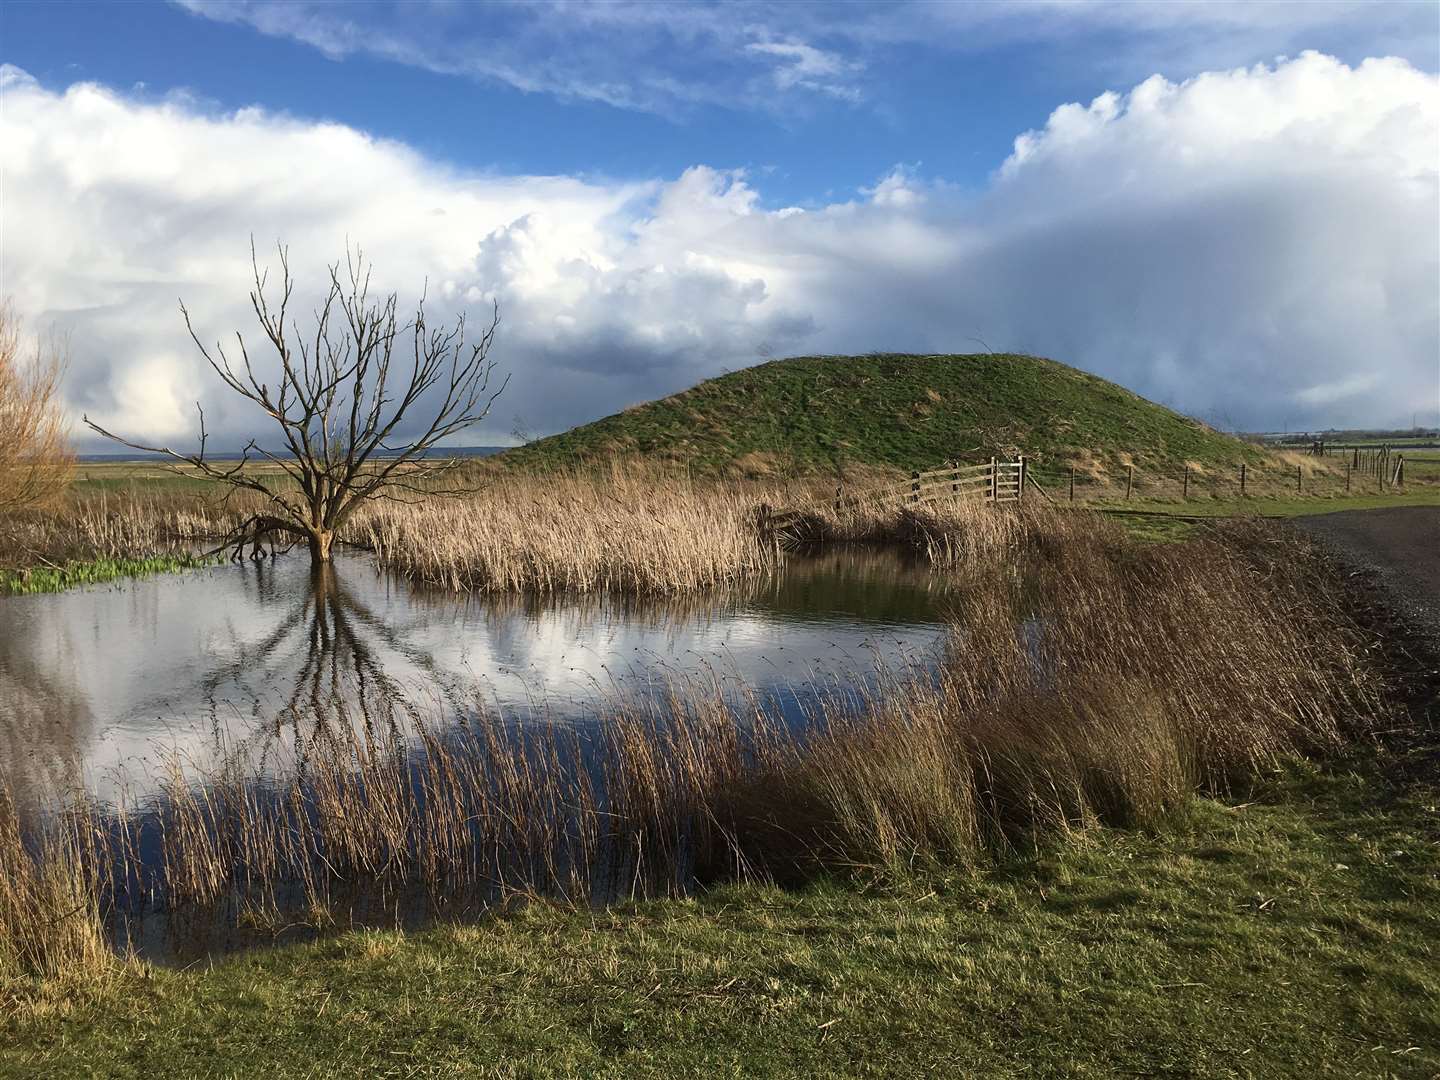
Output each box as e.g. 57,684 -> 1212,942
1293,506 -> 1440,643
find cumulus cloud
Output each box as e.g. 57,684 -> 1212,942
1,51 -> 1436,450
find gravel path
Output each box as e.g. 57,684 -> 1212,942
1293,506 -> 1440,645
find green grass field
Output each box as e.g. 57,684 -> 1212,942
1113,488 -> 1440,518
1399,449 -> 1440,478
1094,489 -> 1440,542
4,745 -> 1434,1078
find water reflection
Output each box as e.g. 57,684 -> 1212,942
0,548 -> 951,803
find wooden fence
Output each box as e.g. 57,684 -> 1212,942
763,443 -> 1426,532
765,457 -> 1031,530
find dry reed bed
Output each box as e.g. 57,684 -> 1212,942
0,489 -> 258,571
359,466 -> 1045,594
357,466 -> 787,593
3,470 -> 1053,593
0,512 -> 1384,987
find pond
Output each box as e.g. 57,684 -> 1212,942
0,548 -> 955,808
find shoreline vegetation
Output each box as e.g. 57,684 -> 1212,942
2,454 -> 1437,596
1,510 -> 1391,966
7,750 -> 1436,1077
0,554 -> 219,595
0,468 -> 1436,1072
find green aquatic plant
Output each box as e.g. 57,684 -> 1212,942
0,554 -> 218,595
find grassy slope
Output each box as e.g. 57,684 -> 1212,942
4,751 -> 1436,1079
504,353 -> 1262,477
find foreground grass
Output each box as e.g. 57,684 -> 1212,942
4,750 -> 1435,1078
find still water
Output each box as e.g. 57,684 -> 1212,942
0,549 -> 953,804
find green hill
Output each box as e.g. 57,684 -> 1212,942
505,353 -> 1262,479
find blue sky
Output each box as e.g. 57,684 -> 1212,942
7,1 -> 1435,204
2,1 -> 1437,444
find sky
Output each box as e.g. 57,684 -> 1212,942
1,0 -> 1438,450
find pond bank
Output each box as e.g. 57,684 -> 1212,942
4,742 -> 1436,1078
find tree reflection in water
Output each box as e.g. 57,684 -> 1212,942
195,560 -> 466,775
0,544 -> 953,810
0,632 -> 94,808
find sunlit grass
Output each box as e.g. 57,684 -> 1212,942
3,752 -> 1434,1077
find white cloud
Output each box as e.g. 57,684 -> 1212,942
1,52 -> 1436,449
173,1 -> 1438,118
745,40 -> 863,102
176,0 -> 869,116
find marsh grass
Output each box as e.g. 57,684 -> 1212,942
9,456 -> 1423,596
0,488 -> 255,573
358,463 -> 783,593
0,511 -> 1384,993
359,462 -> 1070,593
0,790 -> 110,984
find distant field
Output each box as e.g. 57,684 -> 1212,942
1098,488 -> 1440,542
1400,448 -> 1440,474
1269,436 -> 1440,450
71,460 -> 281,493
70,458 -> 445,493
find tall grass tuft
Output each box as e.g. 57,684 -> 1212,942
0,789 -> 111,985
0,487 -> 255,576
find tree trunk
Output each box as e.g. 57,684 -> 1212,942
308,529 -> 335,564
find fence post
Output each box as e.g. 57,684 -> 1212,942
1297,463 -> 1302,494
989,457 -> 998,502
951,460 -> 959,496
910,470 -> 920,503
834,485 -> 842,513
1182,465 -> 1189,500
1239,462 -> 1247,497
1394,455 -> 1404,488
1125,464 -> 1134,501
1345,463 -> 1351,493
1069,465 -> 1076,503
1017,455 -> 1026,505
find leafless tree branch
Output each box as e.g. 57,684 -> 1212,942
84,241 -> 506,562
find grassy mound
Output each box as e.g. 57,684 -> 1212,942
503,353 -> 1262,477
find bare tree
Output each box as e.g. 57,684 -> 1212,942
0,302 -> 74,512
85,243 -> 507,563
